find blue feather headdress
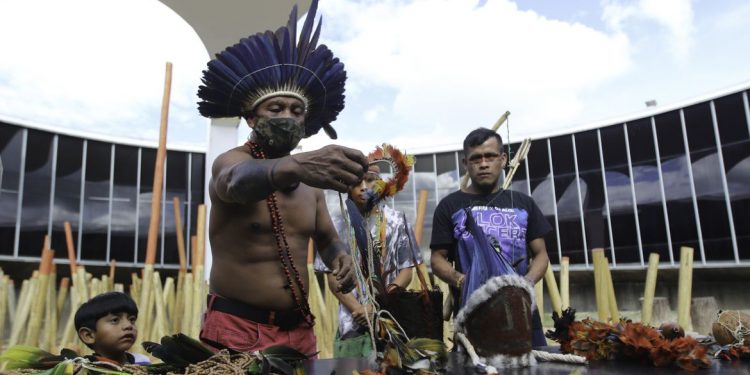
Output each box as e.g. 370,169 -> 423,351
197,0 -> 345,139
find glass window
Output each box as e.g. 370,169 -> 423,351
393,168 -> 416,235
654,111 -> 699,259
190,153 -> 205,204
506,141 -> 530,195
549,135 -> 585,264
80,141 -> 111,260
188,152 -> 206,261
413,169 -> 437,254
51,136 -> 84,260
626,118 -> 669,263
574,130 -> 612,264
713,92 -> 749,261
457,150 -> 466,177
110,145 -> 138,264
19,130 -> 54,257
435,152 -> 458,201
414,154 -> 434,173
600,125 -> 640,264
684,103 -> 733,261
138,148 -> 158,263
163,151 -> 189,265
0,124 -> 24,255
527,139 -> 558,264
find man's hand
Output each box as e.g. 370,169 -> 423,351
289,145 -> 368,192
331,254 -> 355,293
352,303 -> 374,326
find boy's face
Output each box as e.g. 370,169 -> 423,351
79,312 -> 137,359
349,172 -> 380,209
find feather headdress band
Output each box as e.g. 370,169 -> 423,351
365,144 -> 415,210
197,0 -> 346,139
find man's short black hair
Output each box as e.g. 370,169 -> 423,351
463,127 -> 503,154
75,292 -> 138,332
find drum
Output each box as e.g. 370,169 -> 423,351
454,274 -> 536,368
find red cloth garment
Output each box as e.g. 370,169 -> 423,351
200,307 -> 316,356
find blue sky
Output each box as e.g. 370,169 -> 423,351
1,0 -> 749,153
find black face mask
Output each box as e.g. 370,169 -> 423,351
253,117 -> 305,155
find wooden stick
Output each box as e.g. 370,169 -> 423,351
603,257 -> 619,321
172,271 -> 185,333
45,268 -> 58,351
560,256 -> 570,310
408,190 -> 431,290
0,276 -> 9,349
130,272 -> 141,301
57,277 -> 70,318
7,278 -> 16,326
173,197 -> 187,272
460,111 -> 511,189
641,253 -> 660,325
26,248 -> 54,346
191,266 -> 204,338
145,62 -> 173,266
414,190 -> 429,246
180,273 -> 194,336
502,138 -> 532,190
11,276 -> 36,346
306,245 -> 331,358
12,279 -> 30,328
188,204 -> 208,338
135,264 -> 154,351
64,221 -> 78,276
677,247 -> 694,331
534,278 -> 544,323
191,236 -> 198,272
163,277 -> 176,330
108,259 -> 116,290
152,272 -> 169,340
592,249 -> 609,322
60,268 -> 90,350
543,261 -> 562,316
196,204 -> 206,268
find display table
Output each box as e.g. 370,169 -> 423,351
304,349 -> 750,374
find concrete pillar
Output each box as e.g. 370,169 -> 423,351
691,296 -> 719,335
203,117 -> 241,280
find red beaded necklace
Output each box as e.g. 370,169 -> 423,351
246,141 -> 314,327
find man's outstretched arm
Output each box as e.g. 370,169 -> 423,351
212,145 -> 368,204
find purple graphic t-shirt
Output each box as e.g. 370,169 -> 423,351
430,189 -> 551,277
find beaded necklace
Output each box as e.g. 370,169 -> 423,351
246,141 -> 314,327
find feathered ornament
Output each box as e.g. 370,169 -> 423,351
365,144 -> 415,211
0,345 -> 131,375
545,309 -> 711,371
197,0 -> 346,139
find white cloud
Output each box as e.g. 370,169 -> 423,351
306,0 -> 632,151
0,0 -> 208,147
363,105 -> 386,124
602,0 -> 694,59
2,0 -> 746,159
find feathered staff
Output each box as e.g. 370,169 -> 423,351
365,143 -> 415,211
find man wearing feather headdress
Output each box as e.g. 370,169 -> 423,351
196,0 -> 365,355
430,128 -> 551,349
314,165 -> 422,357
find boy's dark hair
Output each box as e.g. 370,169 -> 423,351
463,127 -> 504,154
75,292 -> 138,333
